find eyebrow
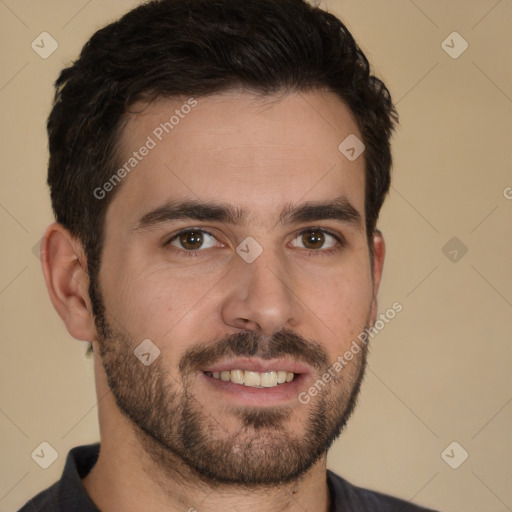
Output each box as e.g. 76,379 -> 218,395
132,196 -> 362,232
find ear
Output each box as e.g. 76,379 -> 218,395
369,229 -> 386,325
40,223 -> 97,341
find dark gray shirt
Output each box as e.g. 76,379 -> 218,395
18,444 -> 438,511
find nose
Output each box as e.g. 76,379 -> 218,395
220,247 -> 301,336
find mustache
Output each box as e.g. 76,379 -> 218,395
179,329 -> 328,374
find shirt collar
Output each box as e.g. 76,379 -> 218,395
57,443 -> 101,511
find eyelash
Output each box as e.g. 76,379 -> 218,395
164,228 -> 345,258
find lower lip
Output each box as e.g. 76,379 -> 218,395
200,372 -> 308,406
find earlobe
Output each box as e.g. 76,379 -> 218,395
369,229 -> 386,324
372,230 -> 386,290
40,223 -> 97,341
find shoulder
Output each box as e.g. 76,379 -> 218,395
17,443 -> 101,512
327,470 -> 440,512
17,481 -> 60,512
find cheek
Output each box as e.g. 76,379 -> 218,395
295,257 -> 373,350
98,247 -> 168,338
102,258 -> 223,344
317,277 -> 372,333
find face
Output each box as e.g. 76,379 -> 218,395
93,89 -> 381,486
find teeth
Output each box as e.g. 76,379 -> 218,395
260,371 -> 277,387
206,369 -> 296,388
243,371 -> 260,387
230,369 -> 244,384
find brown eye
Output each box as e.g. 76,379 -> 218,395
167,230 -> 219,252
178,231 -> 204,250
301,230 -> 325,249
290,229 -> 340,252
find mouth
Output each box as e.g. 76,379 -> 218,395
204,369 -> 296,388
200,358 -> 311,405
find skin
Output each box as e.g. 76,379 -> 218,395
41,89 -> 385,512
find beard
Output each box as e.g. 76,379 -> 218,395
94,296 -> 369,489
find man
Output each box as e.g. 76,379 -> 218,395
20,0 -> 438,510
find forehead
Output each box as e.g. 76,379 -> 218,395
106,89 -> 366,229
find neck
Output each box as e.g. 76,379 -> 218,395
83,435 -> 330,512
83,358 -> 331,512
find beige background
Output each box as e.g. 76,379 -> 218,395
1,1 -> 511,511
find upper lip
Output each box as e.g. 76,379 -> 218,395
202,357 -> 311,375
